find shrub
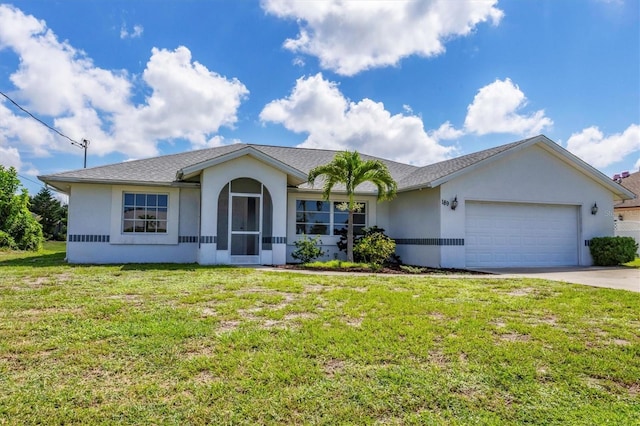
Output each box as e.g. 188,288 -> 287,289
399,265 -> 425,274
0,230 -> 16,249
292,234 -> 325,264
337,226 -> 402,266
336,226 -> 380,257
353,231 -> 396,267
589,236 -> 638,266
1,166 -> 44,251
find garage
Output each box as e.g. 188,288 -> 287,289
465,202 -> 579,268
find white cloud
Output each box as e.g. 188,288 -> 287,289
120,24 -> 144,39
112,46 -> 249,156
0,145 -> 22,169
430,121 -> 464,141
565,124 -> 640,168
260,73 -> 454,165
0,99 -> 57,157
262,0 -> 503,75
464,78 -> 553,136
0,5 -> 248,162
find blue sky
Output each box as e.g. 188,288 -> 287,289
0,0 -> 638,198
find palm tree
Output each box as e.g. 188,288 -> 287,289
308,151 -> 397,262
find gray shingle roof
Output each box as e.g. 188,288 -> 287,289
38,136 -> 566,194
39,143 -> 420,190
614,171 -> 640,208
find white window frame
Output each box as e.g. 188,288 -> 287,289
295,199 -> 367,236
122,192 -> 169,234
110,185 -> 180,245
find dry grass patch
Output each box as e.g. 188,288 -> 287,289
498,332 -> 531,342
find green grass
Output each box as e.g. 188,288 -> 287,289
624,257 -> 640,268
1,243 -> 639,424
305,259 -> 372,270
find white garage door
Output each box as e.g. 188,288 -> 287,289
466,202 -> 579,268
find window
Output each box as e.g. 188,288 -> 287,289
333,202 -> 366,235
123,193 -> 168,233
295,200 -> 366,235
296,200 -> 330,235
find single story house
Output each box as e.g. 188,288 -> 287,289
614,170 -> 640,222
613,170 -> 640,254
39,135 -> 634,268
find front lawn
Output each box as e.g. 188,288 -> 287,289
1,244 -> 638,424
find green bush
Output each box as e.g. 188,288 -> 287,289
292,234 -> 325,264
589,236 -> 638,266
1,165 -> 44,251
353,232 -> 396,267
0,230 -> 16,249
337,226 -> 401,266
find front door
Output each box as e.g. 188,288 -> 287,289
230,195 -> 261,264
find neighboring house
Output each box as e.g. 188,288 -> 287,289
614,170 -> 640,222
613,170 -> 640,254
39,135 -> 634,268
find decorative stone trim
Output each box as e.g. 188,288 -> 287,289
200,236 -> 216,244
263,236 -> 287,244
68,234 -> 110,243
394,238 -> 464,246
179,236 -> 198,243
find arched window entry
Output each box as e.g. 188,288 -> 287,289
217,178 -> 272,263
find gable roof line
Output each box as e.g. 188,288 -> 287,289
177,145 -> 308,183
536,138 -> 636,200
398,134 -> 633,200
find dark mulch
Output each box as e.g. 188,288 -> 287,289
276,264 -> 488,275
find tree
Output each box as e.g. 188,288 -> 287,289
0,165 -> 43,250
30,187 -> 66,240
307,151 -> 397,262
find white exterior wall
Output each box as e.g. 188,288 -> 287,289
199,155 -> 288,265
615,208 -> 640,222
386,188 -> 441,267
66,183 -> 199,263
439,145 -> 615,268
286,191 -> 380,262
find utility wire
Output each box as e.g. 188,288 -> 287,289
18,174 -> 66,196
0,90 -> 81,145
17,173 -> 44,187
0,89 -> 90,167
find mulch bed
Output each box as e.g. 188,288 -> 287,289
275,264 -> 488,275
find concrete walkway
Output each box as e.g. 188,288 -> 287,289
476,267 -> 640,293
261,266 -> 640,293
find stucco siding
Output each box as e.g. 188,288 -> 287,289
179,188 -> 200,238
387,188 -> 441,267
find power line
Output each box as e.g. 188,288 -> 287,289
0,89 -> 89,168
18,174 -> 66,196
18,173 -> 46,189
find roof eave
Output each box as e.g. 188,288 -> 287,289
397,183 -> 436,193
38,175 -> 199,192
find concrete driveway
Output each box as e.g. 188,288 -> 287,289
478,267 -> 640,292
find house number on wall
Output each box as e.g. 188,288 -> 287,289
441,199 -> 450,207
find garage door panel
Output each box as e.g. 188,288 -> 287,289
466,202 -> 578,267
